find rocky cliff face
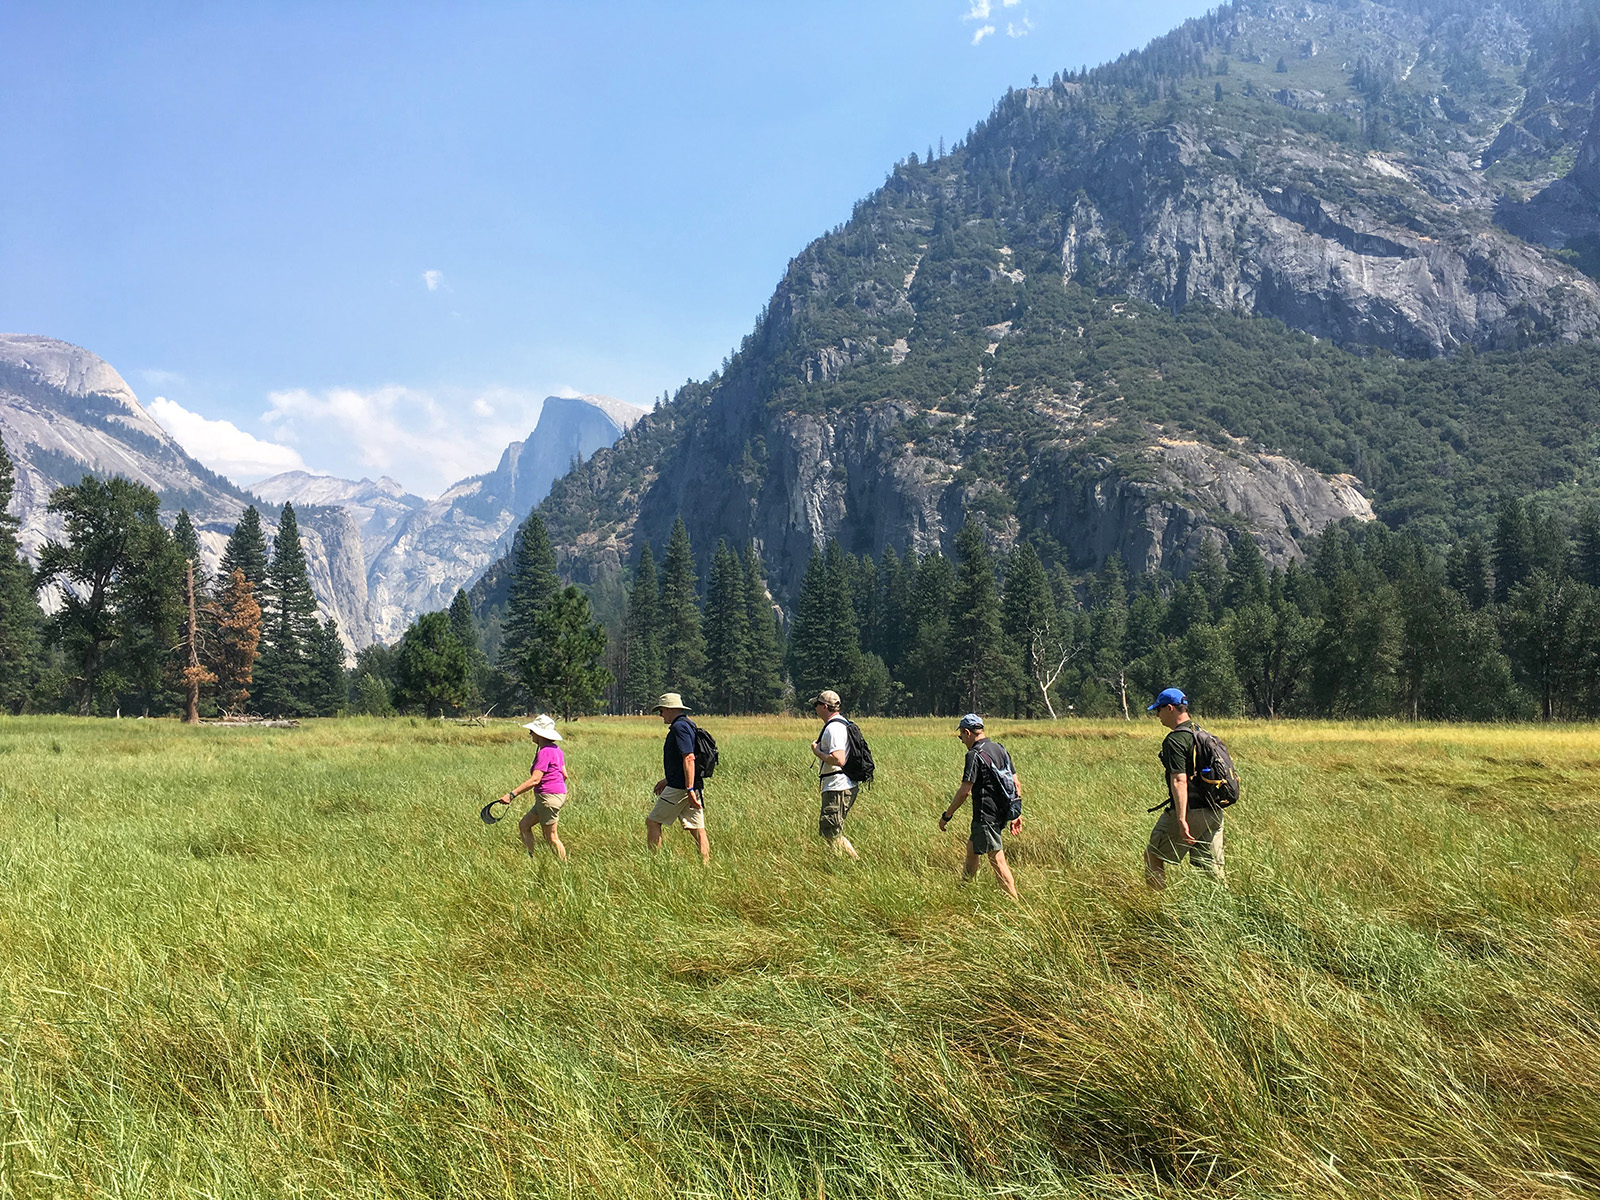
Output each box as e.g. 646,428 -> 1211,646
1,335 -> 378,654
940,0 -> 1600,356
523,0 -> 1600,612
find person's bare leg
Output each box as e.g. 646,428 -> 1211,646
829,835 -> 859,860
962,842 -> 982,884
646,818 -> 664,852
1144,849 -> 1168,890
688,827 -> 711,865
988,849 -> 1019,899
541,821 -> 568,863
517,812 -> 540,857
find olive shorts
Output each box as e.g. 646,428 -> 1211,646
819,786 -> 859,839
1147,806 -> 1225,874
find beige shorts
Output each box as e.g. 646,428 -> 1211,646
523,794 -> 566,827
1147,806 -> 1225,874
647,785 -> 705,831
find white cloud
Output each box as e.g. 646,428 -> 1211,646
963,0 -> 991,19
1007,15 -> 1033,36
262,384 -> 548,498
148,396 -> 309,483
1002,0 -> 1019,6
972,23 -> 996,43
422,269 -> 446,291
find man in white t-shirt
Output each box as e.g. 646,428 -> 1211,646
810,689 -> 860,859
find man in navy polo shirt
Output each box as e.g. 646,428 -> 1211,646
645,692 -> 711,864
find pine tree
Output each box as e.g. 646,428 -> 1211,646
1493,496 -> 1534,603
1575,505 -> 1600,588
1088,554 -> 1132,718
622,543 -> 663,713
36,477 -> 185,716
740,543 -> 784,713
255,502 -> 320,715
952,522 -> 1013,713
903,552 -> 957,714
1001,542 -> 1077,718
873,545 -> 911,672
525,586 -> 612,719
207,568 -> 261,715
1224,532 -> 1269,610
393,612 -> 471,716
448,588 -> 491,711
307,619 -> 348,716
221,507 -> 270,596
0,434 -> 43,713
703,540 -> 751,714
1446,535 -> 1494,608
787,542 -> 867,709
1190,534 -> 1228,619
498,510 -> 560,701
656,517 -> 706,700
352,671 -> 395,717
1229,569 -> 1318,718
172,509 -> 207,594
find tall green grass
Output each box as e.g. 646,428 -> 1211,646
0,714 -> 1596,1197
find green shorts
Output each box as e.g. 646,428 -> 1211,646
819,786 -> 858,839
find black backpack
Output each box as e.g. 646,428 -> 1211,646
691,723 -> 719,784
1188,725 -> 1241,807
975,741 -> 1021,823
822,716 -> 875,786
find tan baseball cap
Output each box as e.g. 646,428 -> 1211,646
652,692 -> 692,712
808,689 -> 842,708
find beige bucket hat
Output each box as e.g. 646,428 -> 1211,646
651,692 -> 692,712
522,714 -> 563,741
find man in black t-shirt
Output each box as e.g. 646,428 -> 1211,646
1144,687 -> 1224,889
938,713 -> 1021,898
645,692 -> 711,864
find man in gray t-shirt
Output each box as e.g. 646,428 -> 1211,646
810,689 -> 860,859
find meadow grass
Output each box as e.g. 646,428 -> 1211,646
0,713 -> 1596,1198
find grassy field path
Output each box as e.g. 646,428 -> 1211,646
0,715 -> 1596,1198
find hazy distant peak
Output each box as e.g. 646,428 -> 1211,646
251,469 -> 426,510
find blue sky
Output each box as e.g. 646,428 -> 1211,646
1,0 -> 1212,496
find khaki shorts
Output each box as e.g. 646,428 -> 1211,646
523,794 -> 566,827
1147,806 -> 1225,875
647,785 -> 705,831
819,785 -> 858,839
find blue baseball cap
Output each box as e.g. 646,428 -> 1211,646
957,713 -> 985,731
1147,687 -> 1188,711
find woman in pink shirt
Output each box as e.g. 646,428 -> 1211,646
494,714 -> 570,861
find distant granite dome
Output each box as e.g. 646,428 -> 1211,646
1,335 -> 643,649
359,393 -> 644,643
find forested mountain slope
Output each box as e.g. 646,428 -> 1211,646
505,0 -> 1600,613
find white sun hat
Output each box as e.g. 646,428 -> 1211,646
522,714 -> 563,741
